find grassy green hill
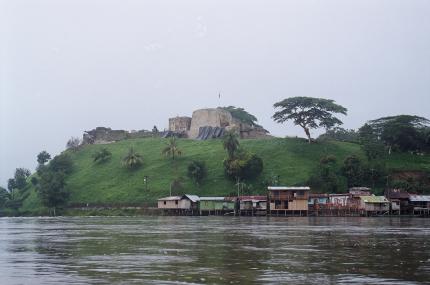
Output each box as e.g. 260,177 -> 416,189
19,137 -> 430,214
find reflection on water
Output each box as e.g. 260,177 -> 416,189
0,216 -> 429,284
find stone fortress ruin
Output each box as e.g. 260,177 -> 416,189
82,107 -> 270,144
168,108 -> 270,140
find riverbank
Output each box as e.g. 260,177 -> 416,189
4,206 -> 429,217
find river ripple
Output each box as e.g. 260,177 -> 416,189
0,216 -> 429,284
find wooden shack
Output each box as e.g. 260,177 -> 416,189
409,195 -> 430,216
359,195 -> 390,215
238,195 -> 267,211
268,186 -> 310,216
199,197 -> 235,215
348,187 -> 372,208
308,193 -> 330,206
157,196 -> 183,209
329,193 -> 352,207
385,189 -> 411,214
157,194 -> 199,214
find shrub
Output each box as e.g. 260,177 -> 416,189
93,148 -> 112,164
187,160 -> 208,186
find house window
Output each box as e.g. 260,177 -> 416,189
175,200 -> 178,205
163,201 -> 166,205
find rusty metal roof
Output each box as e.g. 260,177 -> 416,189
268,186 -> 310,191
360,196 -> 389,203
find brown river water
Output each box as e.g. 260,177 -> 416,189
0,216 -> 429,284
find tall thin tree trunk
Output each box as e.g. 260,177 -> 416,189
304,127 -> 312,143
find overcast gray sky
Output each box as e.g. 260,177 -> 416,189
1,0 -> 429,187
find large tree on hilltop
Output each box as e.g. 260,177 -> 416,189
273,97 -> 347,143
366,115 -> 430,153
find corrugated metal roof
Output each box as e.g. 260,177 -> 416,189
360,196 -> 389,203
199,197 -> 226,201
268,186 -> 310,191
224,195 -> 266,202
349,187 -> 371,191
329,193 -> 351,197
409,195 -> 430,202
183,194 -> 200,203
158,196 -> 182,201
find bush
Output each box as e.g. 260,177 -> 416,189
93,148 -> 112,164
187,160 -> 207,186
308,155 -> 346,193
49,154 -> 73,174
223,151 -> 263,181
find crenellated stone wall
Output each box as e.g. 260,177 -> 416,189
83,127 -> 153,144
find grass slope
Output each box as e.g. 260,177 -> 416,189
20,137 -> 430,213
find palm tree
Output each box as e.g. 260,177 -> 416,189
223,131 -> 240,159
122,147 -> 143,169
162,137 -> 182,160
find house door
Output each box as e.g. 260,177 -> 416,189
284,201 -> 289,209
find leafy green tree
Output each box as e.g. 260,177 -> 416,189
220,106 -> 261,127
362,162 -> 387,189
49,154 -> 73,174
37,151 -> 51,165
0,187 -> 10,209
363,141 -> 386,161
366,115 -> 430,153
358,123 -> 385,160
37,170 -> 69,216
162,137 -> 182,160
31,176 -> 39,186
308,155 -> 346,193
222,131 -> 240,159
341,155 -> 363,187
7,178 -> 16,192
187,160 -> 208,187
273,97 -> 347,143
93,148 -> 112,164
13,168 -> 31,190
223,151 -> 263,181
122,147 -> 143,169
